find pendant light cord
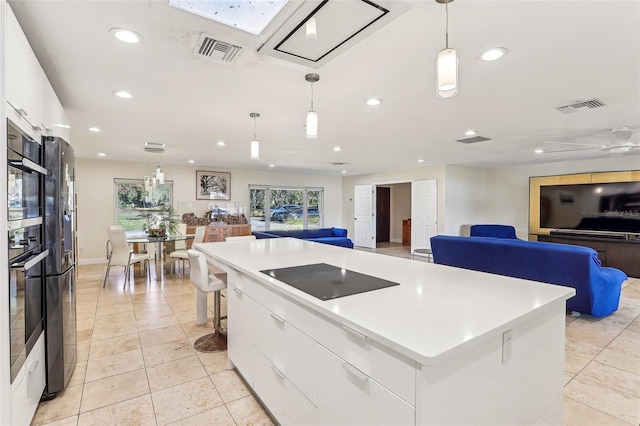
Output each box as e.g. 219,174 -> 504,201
445,0 -> 449,49
310,82 -> 315,112
253,116 -> 257,140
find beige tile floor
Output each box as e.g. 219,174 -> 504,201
33,244 -> 640,425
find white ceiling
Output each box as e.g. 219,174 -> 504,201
8,0 -> 640,176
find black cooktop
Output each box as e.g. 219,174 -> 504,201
260,263 -> 400,301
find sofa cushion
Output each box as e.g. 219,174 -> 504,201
470,224 -> 518,239
307,237 -> 354,249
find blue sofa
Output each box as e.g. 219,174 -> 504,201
253,227 -> 354,249
470,224 -> 519,239
430,235 -> 627,317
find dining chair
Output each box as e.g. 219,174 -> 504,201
187,249 -> 227,352
103,227 -> 151,289
170,225 -> 205,277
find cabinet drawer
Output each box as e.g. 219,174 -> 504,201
317,317 -> 415,405
258,286 -> 318,340
11,333 -> 46,426
316,345 -> 414,425
254,303 -> 318,404
254,348 -> 317,426
227,283 -> 256,384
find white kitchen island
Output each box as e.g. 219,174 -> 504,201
195,238 -> 575,425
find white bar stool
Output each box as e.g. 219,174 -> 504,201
187,249 -> 227,352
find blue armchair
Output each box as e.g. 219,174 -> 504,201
470,224 -> 519,239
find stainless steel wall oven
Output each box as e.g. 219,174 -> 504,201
7,119 -> 48,383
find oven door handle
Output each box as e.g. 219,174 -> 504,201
11,250 -> 49,272
9,158 -> 47,175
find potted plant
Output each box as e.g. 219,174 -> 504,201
142,205 -> 180,237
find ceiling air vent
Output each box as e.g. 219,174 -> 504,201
193,33 -> 243,63
456,136 -> 491,144
555,98 -> 606,114
330,162 -> 349,166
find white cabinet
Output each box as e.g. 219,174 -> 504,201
41,72 -> 70,140
227,282 -> 256,385
11,333 -> 46,426
254,302 -> 318,404
253,349 -> 317,425
317,316 -> 416,404
5,4 -> 43,139
315,345 -> 414,426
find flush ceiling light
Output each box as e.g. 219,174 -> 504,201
481,47 -> 509,61
341,170 -> 347,174
113,90 -> 133,99
217,141 -> 226,147
306,17 -> 317,40
366,98 -> 383,106
250,112 -> 260,160
534,149 -> 544,154
55,124 -> 70,129
98,152 -> 107,157
269,164 -> 276,168
418,158 -> 425,163
188,160 -> 195,163
465,129 -> 477,136
333,146 -> 342,152
435,0 -> 458,98
109,28 -> 142,44
88,127 -> 101,132
305,73 -> 319,140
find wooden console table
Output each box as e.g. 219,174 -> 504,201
186,224 -> 251,248
537,234 -> 640,278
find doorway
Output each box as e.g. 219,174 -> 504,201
376,187 -> 390,242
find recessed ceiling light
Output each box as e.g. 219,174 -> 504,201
188,160 -> 195,163
269,164 -> 276,168
113,90 -> 133,99
88,127 -> 101,132
217,141 -> 226,147
333,146 -> 342,152
534,149 -> 544,154
55,124 -> 70,129
465,129 -> 477,136
481,47 -> 509,61
97,152 -> 107,157
417,158 -> 425,163
110,28 -> 142,44
341,170 -> 347,174
366,98 -> 383,106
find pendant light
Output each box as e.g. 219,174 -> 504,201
436,0 -> 458,98
305,73 -> 319,140
250,112 -> 260,160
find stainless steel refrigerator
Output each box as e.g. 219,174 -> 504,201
42,135 -> 77,399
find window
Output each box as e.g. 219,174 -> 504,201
249,186 -> 323,231
114,178 -> 173,231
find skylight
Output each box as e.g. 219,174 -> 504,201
168,0 -> 289,35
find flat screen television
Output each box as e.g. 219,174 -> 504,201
539,181 -> 640,233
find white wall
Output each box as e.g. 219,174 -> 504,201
390,183 -> 411,242
76,158 -> 343,263
341,165 -> 447,240
443,165 -> 487,236
484,156 -> 640,238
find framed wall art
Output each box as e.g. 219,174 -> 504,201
196,170 -> 231,200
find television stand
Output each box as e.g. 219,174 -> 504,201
538,233 -> 640,278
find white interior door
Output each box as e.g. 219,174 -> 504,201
354,184 -> 375,248
411,179 -> 437,254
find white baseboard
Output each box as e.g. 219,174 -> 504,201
78,258 -> 107,266
390,238 -> 402,243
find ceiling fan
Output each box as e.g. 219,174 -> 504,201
542,126 -> 639,155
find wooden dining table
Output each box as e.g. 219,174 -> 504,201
126,233 -> 194,281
